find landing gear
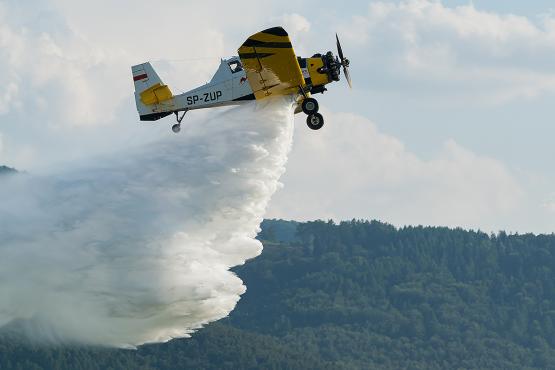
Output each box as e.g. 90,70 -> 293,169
306,113 -> 324,130
172,110 -> 188,134
298,86 -> 324,130
301,97 -> 319,115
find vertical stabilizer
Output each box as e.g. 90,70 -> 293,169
131,62 -> 174,121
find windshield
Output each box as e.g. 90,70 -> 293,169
228,60 -> 243,73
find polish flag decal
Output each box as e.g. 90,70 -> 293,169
133,73 -> 148,82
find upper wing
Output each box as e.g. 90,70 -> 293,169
238,27 -> 305,100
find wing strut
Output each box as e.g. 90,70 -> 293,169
252,47 -> 273,96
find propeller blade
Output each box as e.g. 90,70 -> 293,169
336,33 -> 344,61
336,33 -> 352,88
344,66 -> 352,89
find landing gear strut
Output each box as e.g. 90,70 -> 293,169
301,98 -> 323,130
172,110 -> 188,134
299,86 -> 324,130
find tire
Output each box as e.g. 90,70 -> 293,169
306,113 -> 324,130
302,98 -> 319,115
172,124 -> 181,133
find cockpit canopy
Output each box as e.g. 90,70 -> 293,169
228,59 -> 243,73
210,57 -> 245,83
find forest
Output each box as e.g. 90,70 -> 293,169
2,218 -> 555,369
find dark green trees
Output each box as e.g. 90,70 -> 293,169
3,219 -> 555,369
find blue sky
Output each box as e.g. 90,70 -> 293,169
2,0 -> 555,233
447,1 -> 554,17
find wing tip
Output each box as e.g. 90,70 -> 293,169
261,26 -> 288,37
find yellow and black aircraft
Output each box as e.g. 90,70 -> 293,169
132,26 -> 351,132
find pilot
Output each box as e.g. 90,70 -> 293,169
230,61 -> 243,73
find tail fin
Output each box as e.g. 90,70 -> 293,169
131,62 -> 174,121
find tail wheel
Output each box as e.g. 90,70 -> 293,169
172,123 -> 181,133
307,113 -> 324,130
302,98 -> 319,115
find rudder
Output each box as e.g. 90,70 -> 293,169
132,62 -> 174,121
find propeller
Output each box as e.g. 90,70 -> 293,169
336,33 -> 352,88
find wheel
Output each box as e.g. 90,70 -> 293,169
172,123 -> 181,133
301,98 -> 319,115
306,113 -> 324,130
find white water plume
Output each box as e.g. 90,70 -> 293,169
0,98 -> 294,348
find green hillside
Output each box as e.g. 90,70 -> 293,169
2,219 -> 555,369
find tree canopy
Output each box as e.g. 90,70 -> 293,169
2,219 -> 555,369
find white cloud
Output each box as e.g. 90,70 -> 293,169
0,3 -> 122,126
0,83 -> 18,114
281,13 -> 311,36
0,0 -> 277,131
0,0 -> 267,168
1,0 -> 554,235
268,110 -> 527,232
339,0 -> 555,104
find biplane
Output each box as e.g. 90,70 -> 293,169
131,26 -> 351,133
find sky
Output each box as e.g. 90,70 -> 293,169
1,0 -> 555,233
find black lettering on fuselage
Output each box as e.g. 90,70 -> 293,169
186,91 -> 223,106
